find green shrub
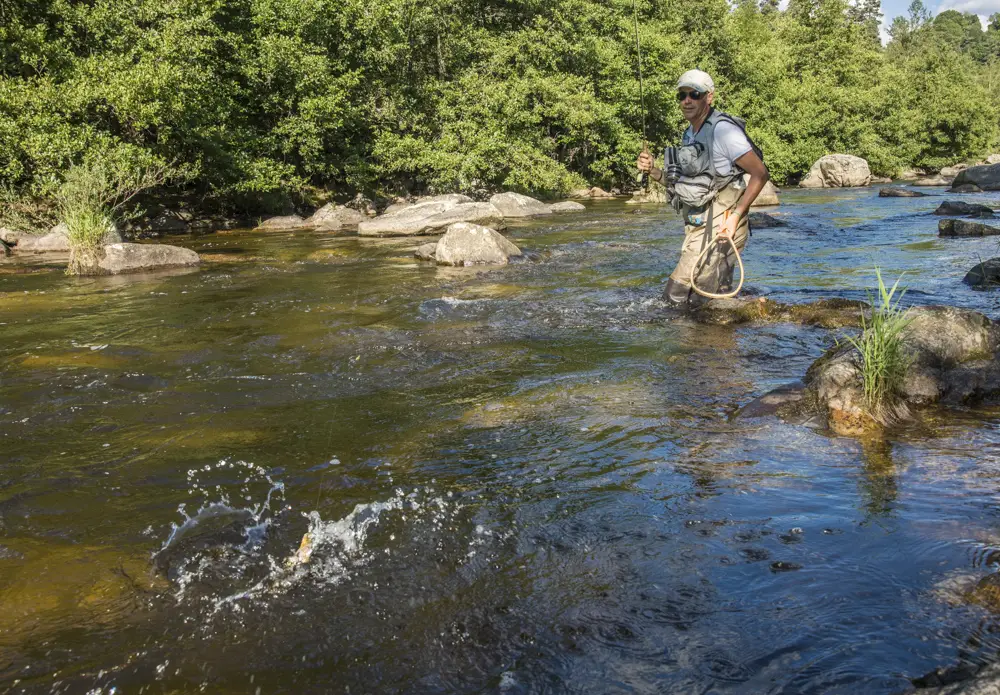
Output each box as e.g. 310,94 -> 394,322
845,268 -> 913,422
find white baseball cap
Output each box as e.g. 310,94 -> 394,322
677,69 -> 715,93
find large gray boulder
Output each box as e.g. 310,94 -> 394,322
550,201 -> 586,212
305,204 -> 366,231
803,305 -> 1000,433
964,259 -> 1000,288
359,202 -> 504,237
489,192 -> 552,217
879,187 -> 927,198
951,164 -> 1000,192
751,179 -> 781,206
799,154 -> 871,188
255,215 -> 308,231
434,223 -> 521,266
939,219 -> 1000,237
935,200 -> 995,217
17,222 -> 120,252
97,243 -> 200,275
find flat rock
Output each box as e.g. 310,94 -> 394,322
17,222 -> 120,252
879,187 -> 927,198
897,167 -> 928,180
870,176 -> 893,184
939,220 -> 1000,237
940,164 -> 969,178
799,154 -> 871,188
0,227 -> 23,244
550,201 -> 586,212
692,296 -> 867,328
951,163 -> 1000,191
97,243 -> 200,275
383,194 -> 473,216
748,212 -> 786,228
434,222 -> 521,266
963,258 -> 1000,287
305,204 -> 366,231
359,202 -> 504,237
489,192 -> 552,217
934,201 -> 995,217
414,242 -> 438,261
255,215 -> 307,231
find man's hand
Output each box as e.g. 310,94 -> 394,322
636,150 -> 654,173
716,211 -> 739,240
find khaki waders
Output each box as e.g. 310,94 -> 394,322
663,182 -> 750,307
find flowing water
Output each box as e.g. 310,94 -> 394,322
3,187 -> 1000,694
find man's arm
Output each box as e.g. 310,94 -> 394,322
732,150 -> 769,220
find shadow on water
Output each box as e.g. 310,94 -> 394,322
3,187 -> 1000,692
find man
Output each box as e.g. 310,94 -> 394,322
637,69 -> 770,306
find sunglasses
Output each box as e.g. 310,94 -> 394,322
676,90 -> 706,102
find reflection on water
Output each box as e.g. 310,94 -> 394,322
2,188 -> 1000,692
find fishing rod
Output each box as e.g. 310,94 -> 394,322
632,0 -> 649,190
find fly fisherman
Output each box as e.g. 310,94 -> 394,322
636,69 -> 770,306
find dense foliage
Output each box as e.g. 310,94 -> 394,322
1,0 -> 998,211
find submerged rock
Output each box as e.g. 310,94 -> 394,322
965,259 -> 1000,287
879,187 -> 927,198
748,212 -> 786,228
414,242 -> 437,261
434,222 -> 521,266
934,201 -> 995,217
489,192 -> 552,217
550,201 -> 586,212
359,202 -> 504,237
939,219 -> 1000,237
97,243 -> 200,275
951,163 -> 1000,192
692,296 -> 867,328
799,154 -> 871,188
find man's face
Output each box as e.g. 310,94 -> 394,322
678,88 -> 714,124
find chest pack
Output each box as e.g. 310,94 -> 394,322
664,109 -> 764,211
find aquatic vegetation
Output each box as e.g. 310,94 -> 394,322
845,268 -> 913,422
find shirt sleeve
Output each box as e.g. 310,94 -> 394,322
714,121 -> 752,167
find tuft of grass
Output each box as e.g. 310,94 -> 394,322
845,267 -> 912,422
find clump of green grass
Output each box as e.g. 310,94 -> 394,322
55,158 -> 173,275
845,267 -> 912,422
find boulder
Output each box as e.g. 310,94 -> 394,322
414,242 -> 438,261
879,187 -> 927,198
346,193 -> 377,217
964,259 -> 1000,288
97,243 -> 200,275
802,305 -> 1000,433
305,204 -> 366,231
550,201 -> 586,212
589,187 -> 614,198
987,154 -> 1000,165
359,202 -> 503,237
939,219 -> 1000,237
0,227 -> 22,245
489,192 -> 552,217
951,164 -> 1000,192
748,212 -> 786,228
434,222 -> 521,266
568,188 -> 593,198
934,201 -> 995,217
799,154 -> 871,188
897,167 -> 928,181
745,175 -> 780,206
383,194 -> 472,216
17,222 -> 120,252
255,215 -> 308,231
627,185 -> 668,205
950,183 -> 984,194
913,175 -> 953,186
940,164 -> 968,179
870,176 -> 893,184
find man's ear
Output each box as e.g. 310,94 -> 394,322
707,92 -> 715,106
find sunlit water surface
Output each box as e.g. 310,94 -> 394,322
3,187 -> 1000,693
